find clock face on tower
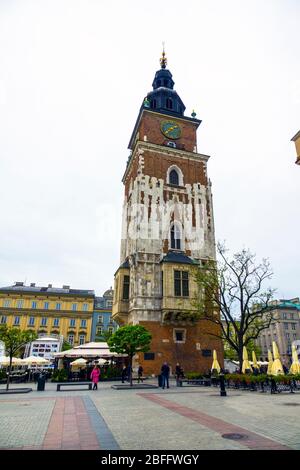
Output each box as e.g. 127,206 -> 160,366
160,120 -> 181,139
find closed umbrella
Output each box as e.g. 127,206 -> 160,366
289,344 -> 300,375
211,350 -> 221,374
267,350 -> 273,375
271,341 -> 284,376
242,347 -> 252,374
252,351 -> 259,370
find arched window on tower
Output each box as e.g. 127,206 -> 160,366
157,79 -> 161,87
151,99 -> 157,109
166,98 -> 173,109
169,169 -> 179,186
170,223 -> 182,250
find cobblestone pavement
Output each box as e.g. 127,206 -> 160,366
0,380 -> 299,450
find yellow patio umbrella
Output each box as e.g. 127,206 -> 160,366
70,358 -> 87,368
252,351 -> 259,370
211,350 -> 221,374
267,350 -> 273,375
289,344 -> 300,375
242,346 -> 252,374
271,341 -> 284,376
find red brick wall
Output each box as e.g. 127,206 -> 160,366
124,150 -> 207,197
139,112 -> 197,152
135,320 -> 224,376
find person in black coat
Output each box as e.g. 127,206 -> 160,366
161,362 -> 170,389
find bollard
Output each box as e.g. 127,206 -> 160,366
219,373 -> 227,397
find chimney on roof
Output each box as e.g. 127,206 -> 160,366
63,285 -> 70,289
48,284 -> 52,288
30,283 -> 36,287
15,282 -> 24,286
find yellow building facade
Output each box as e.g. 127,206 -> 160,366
291,130 -> 300,165
0,282 -> 94,346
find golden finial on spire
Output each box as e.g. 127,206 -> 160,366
160,42 -> 167,69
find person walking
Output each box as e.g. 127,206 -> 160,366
161,362 -> 170,389
121,365 -> 127,383
137,365 -> 144,383
175,363 -> 182,386
90,365 -> 100,390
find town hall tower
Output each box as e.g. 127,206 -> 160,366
112,51 -> 223,374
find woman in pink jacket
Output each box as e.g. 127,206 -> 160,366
90,365 -> 101,390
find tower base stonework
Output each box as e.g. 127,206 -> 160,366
134,321 -> 223,376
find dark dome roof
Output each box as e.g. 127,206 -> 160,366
103,287 -> 114,298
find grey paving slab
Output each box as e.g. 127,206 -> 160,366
0,399 -> 55,448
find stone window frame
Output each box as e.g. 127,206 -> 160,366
166,165 -> 184,187
173,328 -> 186,344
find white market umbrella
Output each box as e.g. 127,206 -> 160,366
0,356 -> 22,366
21,356 -> 50,365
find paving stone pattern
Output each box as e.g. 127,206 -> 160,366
0,381 -> 299,450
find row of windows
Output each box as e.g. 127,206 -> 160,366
284,322 -> 297,330
68,334 -> 86,346
0,315 -> 87,328
96,326 -> 114,336
1,300 -> 89,311
121,270 -> 189,301
282,312 -> 296,320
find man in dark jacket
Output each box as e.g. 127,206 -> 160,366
161,362 -> 170,389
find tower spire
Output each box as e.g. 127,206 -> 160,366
160,43 -> 167,69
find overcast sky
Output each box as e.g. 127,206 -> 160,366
0,0 -> 299,299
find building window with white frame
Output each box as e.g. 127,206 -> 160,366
14,316 -> 20,325
53,318 -> 59,327
97,327 -> 103,336
70,319 -> 76,328
83,303 -> 88,311
32,301 -> 37,309
28,317 -> 35,326
79,334 -> 85,345
3,300 -> 10,308
68,334 -> 74,345
97,315 -> 103,324
41,317 -> 47,326
81,319 -> 87,328
72,303 -> 77,311
44,302 -> 49,310
167,165 -> 183,186
16,300 -> 24,309
1,316 -> 7,324
56,303 -> 61,311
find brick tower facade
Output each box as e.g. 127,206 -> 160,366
112,51 -> 223,375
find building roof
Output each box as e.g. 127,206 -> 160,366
53,341 -> 127,358
277,300 -> 300,311
0,283 -> 94,296
160,251 -> 199,265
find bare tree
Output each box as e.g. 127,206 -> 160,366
193,242 -> 276,372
